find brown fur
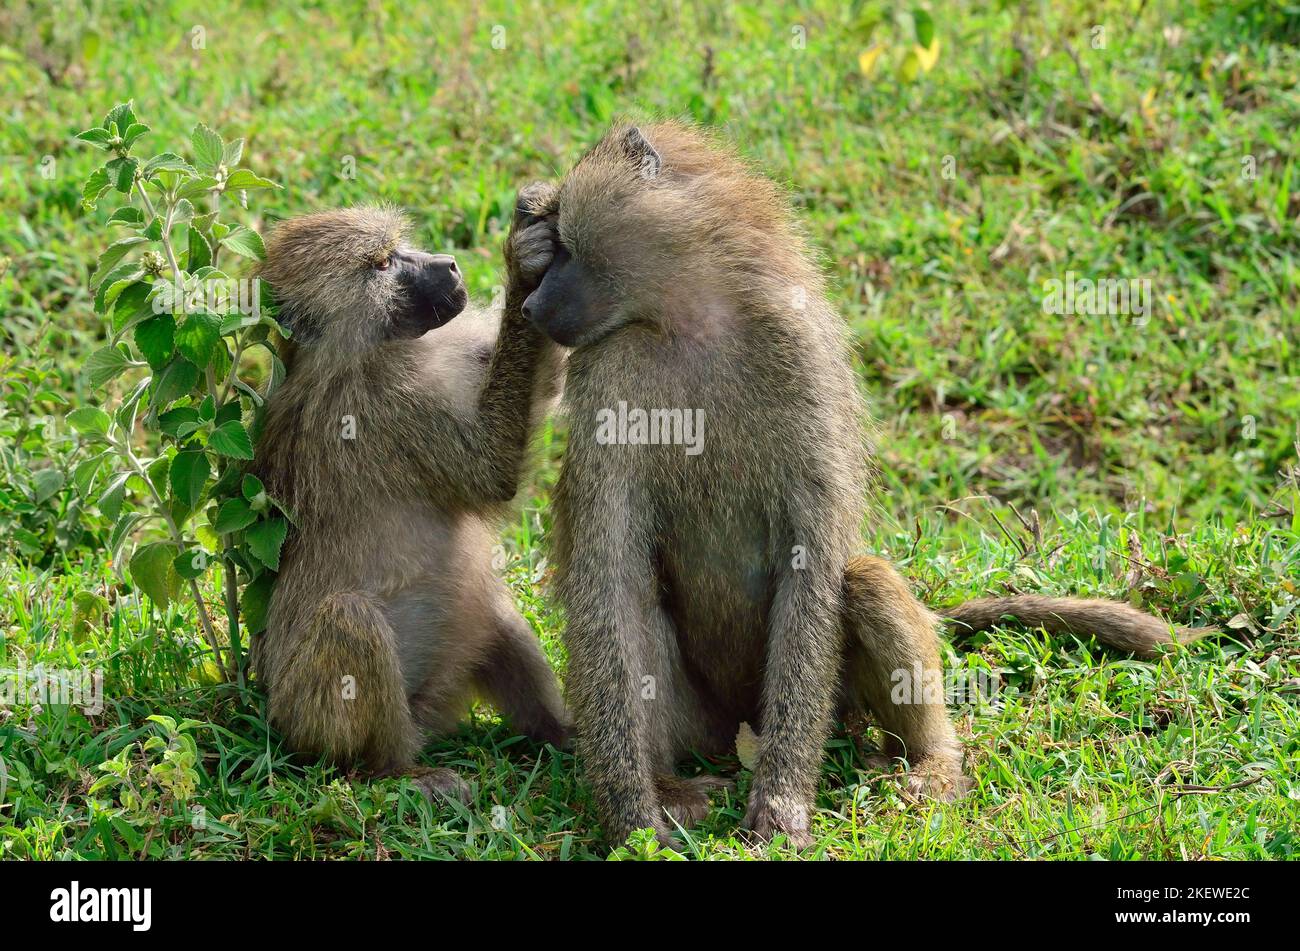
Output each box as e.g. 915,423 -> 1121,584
541,122 -> 1212,848
940,595 -> 1214,657
250,197 -> 567,783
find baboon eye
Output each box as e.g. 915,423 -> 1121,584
373,256 -> 391,271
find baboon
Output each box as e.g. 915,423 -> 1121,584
250,195 -> 567,799
526,122 -> 1213,847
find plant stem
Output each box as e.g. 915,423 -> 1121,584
121,440 -> 226,677
133,179 -> 183,285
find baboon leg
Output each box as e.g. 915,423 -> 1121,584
841,556 -> 970,802
271,591 -> 418,774
654,774 -> 734,828
474,600 -> 570,748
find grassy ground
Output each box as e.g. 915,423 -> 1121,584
1,0 -> 1298,859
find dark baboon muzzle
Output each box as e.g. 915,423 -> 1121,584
391,251 -> 469,338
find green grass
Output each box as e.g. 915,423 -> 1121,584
1,0 -> 1298,859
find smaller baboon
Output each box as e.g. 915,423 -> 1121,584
250,194 -> 566,798
527,122 -> 1213,847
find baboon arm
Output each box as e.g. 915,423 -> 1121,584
559,499 -> 666,842
746,553 -> 845,837
445,309 -> 552,504
392,288 -> 553,509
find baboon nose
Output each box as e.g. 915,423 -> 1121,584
430,253 -> 459,277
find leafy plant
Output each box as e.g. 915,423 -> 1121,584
70,101 -> 289,683
0,321 -> 96,564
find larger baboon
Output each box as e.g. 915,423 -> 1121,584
524,122 -> 1212,847
251,194 -> 566,798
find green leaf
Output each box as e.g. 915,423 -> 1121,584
241,473 -> 265,501
82,166 -> 112,209
177,176 -> 219,202
93,263 -> 144,313
224,169 -> 279,191
192,122 -> 224,173
147,455 -> 171,499
121,122 -> 150,150
107,206 -> 145,227
75,127 -> 114,149
72,454 -> 107,495
220,227 -> 267,260
913,8 -> 935,48
85,345 -> 133,389
73,590 -> 111,637
215,399 -> 242,426
158,406 -> 201,439
209,419 -> 254,459
66,406 -> 112,437
134,315 -> 176,370
110,281 -> 154,335
115,376 -> 151,432
240,571 -> 275,635
218,312 -> 261,335
90,237 -> 147,289
32,468 -> 65,504
98,471 -> 131,522
175,312 -> 222,367
247,517 -> 288,570
105,156 -> 138,192
173,549 -> 210,580
143,152 -> 197,177
108,511 -> 143,557
152,357 -> 200,408
213,497 -> 256,534
187,226 -> 213,271
223,138 -> 244,167
130,542 -> 180,610
169,450 -> 211,508
103,101 -> 137,134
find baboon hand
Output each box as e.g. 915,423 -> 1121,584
506,219 -> 557,294
505,181 -> 560,296
515,180 -> 559,225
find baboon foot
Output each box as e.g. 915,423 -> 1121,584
405,766 -> 473,805
654,774 -> 733,827
742,794 -> 813,850
902,753 -> 971,803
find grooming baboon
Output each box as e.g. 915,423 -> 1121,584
528,122 -> 1212,847
250,195 -> 567,798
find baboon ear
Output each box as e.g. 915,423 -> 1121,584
622,127 -> 662,179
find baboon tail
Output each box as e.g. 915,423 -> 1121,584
939,595 -> 1216,659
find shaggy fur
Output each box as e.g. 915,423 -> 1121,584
250,199 -> 567,784
545,121 -> 1211,847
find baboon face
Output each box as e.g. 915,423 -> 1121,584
260,206 -> 468,350
521,242 -> 621,347
524,126 -> 684,349
530,122 -> 796,350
